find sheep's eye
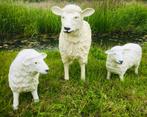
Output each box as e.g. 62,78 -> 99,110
74,16 -> 79,19
62,16 -> 65,19
35,62 -> 38,64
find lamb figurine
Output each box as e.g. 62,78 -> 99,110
8,49 -> 49,110
51,4 -> 95,81
105,43 -> 142,81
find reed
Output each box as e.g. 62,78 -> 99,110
0,0 -> 146,37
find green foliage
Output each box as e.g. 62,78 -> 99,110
0,44 -> 147,116
0,2 -> 60,36
113,3 -> 147,33
0,1 -> 147,37
88,1 -> 147,33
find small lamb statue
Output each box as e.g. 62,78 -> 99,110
8,49 -> 49,110
51,4 -> 95,81
105,43 -> 142,81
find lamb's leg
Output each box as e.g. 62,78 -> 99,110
135,63 -> 140,75
80,63 -> 85,81
135,66 -> 139,75
13,92 -> 19,110
119,74 -> 124,81
31,89 -> 39,102
64,63 -> 69,80
106,71 -> 111,80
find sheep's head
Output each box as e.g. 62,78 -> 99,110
23,53 -> 49,74
105,46 -> 124,64
51,4 -> 95,33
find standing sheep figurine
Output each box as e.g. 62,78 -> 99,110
8,49 -> 49,110
51,4 -> 95,81
105,43 -> 142,81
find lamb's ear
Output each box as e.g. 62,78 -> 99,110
51,6 -> 63,16
23,58 -> 33,66
82,8 -> 95,17
105,50 -> 110,54
105,50 -> 113,54
40,53 -> 47,59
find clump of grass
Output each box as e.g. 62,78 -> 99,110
0,2 -> 60,36
113,3 -> 147,33
88,1 -> 147,34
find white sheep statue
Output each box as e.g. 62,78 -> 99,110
105,43 -> 142,81
51,4 -> 95,81
8,49 -> 49,110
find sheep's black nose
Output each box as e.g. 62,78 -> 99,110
119,60 -> 123,64
64,27 -> 70,31
45,69 -> 49,72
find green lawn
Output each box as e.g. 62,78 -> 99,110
0,43 -> 147,116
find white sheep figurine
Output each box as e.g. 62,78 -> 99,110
8,49 -> 49,110
105,43 -> 142,81
51,4 -> 95,81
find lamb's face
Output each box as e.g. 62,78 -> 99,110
51,4 -> 95,33
23,53 -> 49,74
29,58 -> 49,74
105,47 -> 124,64
61,11 -> 82,33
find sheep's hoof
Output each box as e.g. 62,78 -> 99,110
135,71 -> 138,75
81,78 -> 85,81
107,78 -> 110,80
120,79 -> 124,82
13,106 -> 18,110
34,99 -> 39,103
81,79 -> 85,82
64,78 -> 69,80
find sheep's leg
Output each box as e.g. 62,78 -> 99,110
135,63 -> 140,75
64,63 -> 69,80
106,71 -> 111,80
135,66 -> 139,75
13,92 -> 19,110
80,63 -> 85,81
119,74 -> 124,81
31,89 -> 39,102
135,58 -> 141,75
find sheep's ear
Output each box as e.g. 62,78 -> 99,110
105,50 -> 110,54
105,50 -> 113,54
40,53 -> 47,59
23,58 -> 33,66
82,8 -> 95,17
51,6 -> 63,16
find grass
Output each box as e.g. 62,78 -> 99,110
0,0 -> 147,38
0,2 -> 60,36
0,43 -> 147,116
88,1 -> 147,34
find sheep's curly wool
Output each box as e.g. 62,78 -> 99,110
9,49 -> 40,93
59,21 -> 91,64
106,43 -> 142,77
51,4 -> 95,80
